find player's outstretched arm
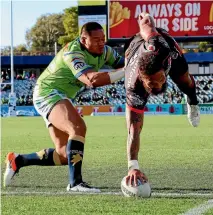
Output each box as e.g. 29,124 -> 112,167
78,46 -> 125,87
63,49 -> 124,88
126,107 -> 143,161
125,106 -> 148,186
78,68 -> 124,88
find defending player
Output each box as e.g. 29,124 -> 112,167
4,22 -> 125,192
124,13 -> 200,185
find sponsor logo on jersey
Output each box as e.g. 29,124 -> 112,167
72,59 -> 86,70
170,51 -> 179,59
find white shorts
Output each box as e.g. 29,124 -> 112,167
33,85 -> 71,127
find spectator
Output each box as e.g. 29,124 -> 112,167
1,74 -> 212,107
203,84 -> 209,91
16,74 -> 23,80
181,97 -> 186,104
102,97 -> 109,105
23,70 -> 30,80
30,72 -> 36,80
1,71 -> 6,82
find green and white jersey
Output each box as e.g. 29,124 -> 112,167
37,37 -> 124,99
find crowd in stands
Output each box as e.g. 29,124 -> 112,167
1,73 -> 213,106
1,71 -> 10,82
1,70 -> 36,82
73,75 -> 213,106
16,71 -> 36,81
1,70 -> 36,106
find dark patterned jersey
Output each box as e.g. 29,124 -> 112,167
124,28 -> 188,112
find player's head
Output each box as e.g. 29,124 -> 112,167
80,22 -> 105,55
137,35 -> 171,95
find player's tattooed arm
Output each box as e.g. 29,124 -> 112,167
126,107 -> 144,161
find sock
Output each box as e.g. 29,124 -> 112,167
66,136 -> 85,187
17,148 -> 61,168
177,74 -> 198,105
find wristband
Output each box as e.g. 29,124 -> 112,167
128,160 -> 139,170
108,68 -> 125,83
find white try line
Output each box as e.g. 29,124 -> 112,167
181,199 -> 213,215
1,191 -> 213,198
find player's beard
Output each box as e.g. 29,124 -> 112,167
150,82 -> 167,95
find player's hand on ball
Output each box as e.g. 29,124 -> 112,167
126,169 -> 148,187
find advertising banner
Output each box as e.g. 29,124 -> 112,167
145,104 -> 183,114
108,1 -> 213,38
199,103 -> 213,114
78,0 -> 106,6
76,105 -> 113,115
1,105 -> 113,117
0,104 -> 185,117
1,105 -> 40,117
78,15 -> 107,37
8,93 -> 17,117
113,104 -> 183,114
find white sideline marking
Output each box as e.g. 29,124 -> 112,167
181,199 -> 213,215
1,191 -> 213,198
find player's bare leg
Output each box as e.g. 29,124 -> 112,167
48,125 -> 69,165
4,100 -> 100,192
170,71 -> 200,127
48,99 -> 100,192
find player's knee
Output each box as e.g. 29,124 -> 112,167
67,119 -> 87,137
55,145 -> 66,157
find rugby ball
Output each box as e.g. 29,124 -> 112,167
121,176 -> 151,198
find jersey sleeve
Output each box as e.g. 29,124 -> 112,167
63,51 -> 93,78
104,45 -> 124,69
126,82 -> 149,113
124,35 -> 137,52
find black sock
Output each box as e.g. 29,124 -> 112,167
66,139 -> 84,187
177,75 -> 198,105
17,148 -> 61,168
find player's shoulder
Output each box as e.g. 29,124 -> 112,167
156,28 -> 173,38
104,44 -> 112,52
156,27 -> 178,47
104,44 -> 116,54
124,33 -> 143,52
103,45 -> 120,60
63,37 -> 86,57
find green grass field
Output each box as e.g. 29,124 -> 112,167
1,115 -> 213,215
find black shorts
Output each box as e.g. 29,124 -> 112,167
157,27 -> 188,79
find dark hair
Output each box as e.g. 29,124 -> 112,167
150,82 -> 168,95
137,35 -> 171,75
80,22 -> 103,36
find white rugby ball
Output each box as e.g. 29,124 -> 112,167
121,176 -> 151,198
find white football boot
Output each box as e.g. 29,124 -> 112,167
4,152 -> 20,187
186,103 -> 200,127
67,182 -> 101,193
